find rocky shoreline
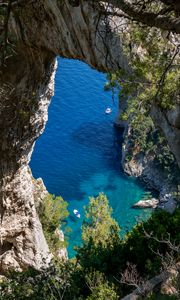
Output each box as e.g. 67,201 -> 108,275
125,152 -> 177,213
114,121 -> 178,214
123,155 -> 177,213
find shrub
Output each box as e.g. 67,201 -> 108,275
39,194 -> 69,254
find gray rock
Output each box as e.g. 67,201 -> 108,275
132,198 -> 159,209
55,229 -> 68,261
151,104 -> 180,170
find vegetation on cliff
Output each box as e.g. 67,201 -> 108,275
39,194 -> 69,254
104,1 -> 180,194
0,0 -> 179,298
1,194 -> 179,299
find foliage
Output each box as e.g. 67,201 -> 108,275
122,111 -> 179,185
77,195 -> 180,295
39,194 -> 69,254
82,193 -> 120,246
173,185 -> 180,204
128,114 -> 155,151
85,271 -> 119,300
104,19 -> 180,187
0,1 -> 179,298
0,260 -> 75,300
76,193 -> 122,275
122,209 -> 180,277
105,20 -> 180,155
100,0 -> 180,34
1,194 -> 179,299
107,23 -> 180,112
134,120 -> 177,175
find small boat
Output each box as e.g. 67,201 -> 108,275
73,209 -> 81,218
105,107 -> 112,114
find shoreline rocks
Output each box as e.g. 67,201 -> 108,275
120,125 -> 178,214
132,198 -> 159,209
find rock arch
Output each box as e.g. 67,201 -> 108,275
0,0 -> 179,273
0,0 -> 129,273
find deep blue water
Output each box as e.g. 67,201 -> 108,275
30,58 -> 151,256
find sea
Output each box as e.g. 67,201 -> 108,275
30,58 -> 151,256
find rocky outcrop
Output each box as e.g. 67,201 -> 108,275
0,0 -> 130,273
55,229 -> 68,261
122,127 -> 178,213
0,0 -> 179,273
132,198 -> 159,209
0,54 -> 56,273
33,176 -> 48,216
151,104 -> 180,169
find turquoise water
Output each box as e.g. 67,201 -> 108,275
30,58 -> 151,256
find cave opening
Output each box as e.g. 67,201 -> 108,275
0,241 -> 14,256
30,58 -> 150,256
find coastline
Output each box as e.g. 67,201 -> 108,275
114,121 -> 178,214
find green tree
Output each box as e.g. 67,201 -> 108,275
122,209 -> 180,277
40,194 -> 69,254
76,193 -> 122,277
82,193 -> 120,246
86,271 -> 119,300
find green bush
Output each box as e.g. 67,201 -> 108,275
39,194 -> 69,254
122,209 -> 180,277
1,195 -> 179,300
76,193 -> 122,275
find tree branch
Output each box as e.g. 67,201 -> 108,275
96,0 -> 180,33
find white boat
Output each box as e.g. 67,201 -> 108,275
73,209 -> 81,218
105,107 -> 112,114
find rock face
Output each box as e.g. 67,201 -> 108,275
0,53 -> 56,273
0,0 -> 130,273
122,126 -> 178,213
151,104 -> 180,169
132,198 -> 159,209
33,176 -> 49,216
55,229 -> 68,261
0,0 -> 179,273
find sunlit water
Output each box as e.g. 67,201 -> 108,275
30,58 -> 151,256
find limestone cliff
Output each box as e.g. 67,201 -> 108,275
0,52 -> 56,273
151,103 -> 180,169
0,0 -> 179,273
0,0 -> 129,273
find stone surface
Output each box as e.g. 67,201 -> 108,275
132,198 -> 159,209
0,56 -> 57,273
122,125 -> 178,213
33,175 -> 49,216
55,229 -> 68,261
151,104 -> 180,169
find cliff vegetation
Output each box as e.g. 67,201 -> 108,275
0,0 -> 179,298
0,194 -> 179,299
